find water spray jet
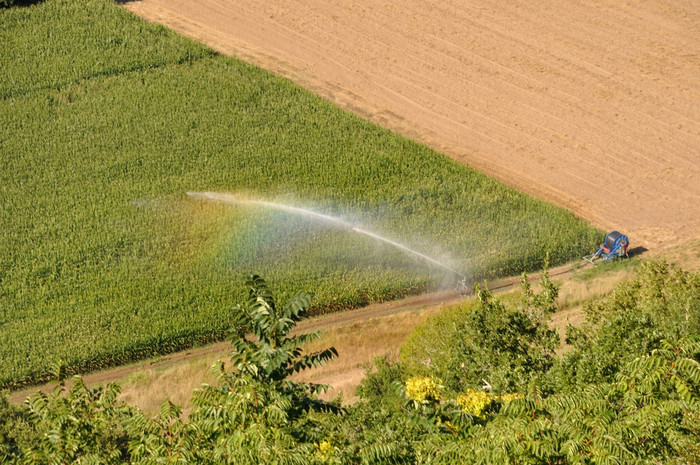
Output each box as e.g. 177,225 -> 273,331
187,191 -> 468,286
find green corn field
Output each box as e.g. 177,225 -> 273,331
0,0 -> 601,389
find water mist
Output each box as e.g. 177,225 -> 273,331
187,191 -> 467,284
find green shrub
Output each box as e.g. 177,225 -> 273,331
401,270 -> 560,394
549,260 -> 700,391
0,392 -> 33,463
355,357 -> 406,410
412,337 -> 700,464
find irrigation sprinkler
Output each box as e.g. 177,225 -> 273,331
583,230 -> 630,265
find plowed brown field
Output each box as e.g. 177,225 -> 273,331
122,0 -> 699,250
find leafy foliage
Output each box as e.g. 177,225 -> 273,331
354,356 -> 406,410
2,265 -> 699,464
3,276 -> 341,464
135,275 -> 339,464
357,262 -> 700,464
549,260 -> 700,391
228,275 -> 338,389
19,370 -> 130,464
187,275 -> 340,442
425,337 -> 700,465
0,391 -> 32,463
401,266 -> 561,394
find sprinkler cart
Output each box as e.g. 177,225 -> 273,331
583,230 -> 630,265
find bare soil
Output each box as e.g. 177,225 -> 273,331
121,0 -> 700,250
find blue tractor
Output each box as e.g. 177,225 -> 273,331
583,231 -> 630,265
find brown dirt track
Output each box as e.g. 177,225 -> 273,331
122,0 -> 700,250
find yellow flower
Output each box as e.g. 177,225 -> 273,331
456,389 -> 493,418
315,440 -> 333,460
498,392 -> 523,404
405,376 -> 443,403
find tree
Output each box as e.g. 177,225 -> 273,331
133,274 -> 340,464
218,273 -> 338,417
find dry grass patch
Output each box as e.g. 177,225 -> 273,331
115,304 -> 444,412
557,267 -> 636,311
293,306 -> 444,403
657,239 -> 700,273
118,349 -> 228,417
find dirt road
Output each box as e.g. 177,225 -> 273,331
122,0 -> 700,250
